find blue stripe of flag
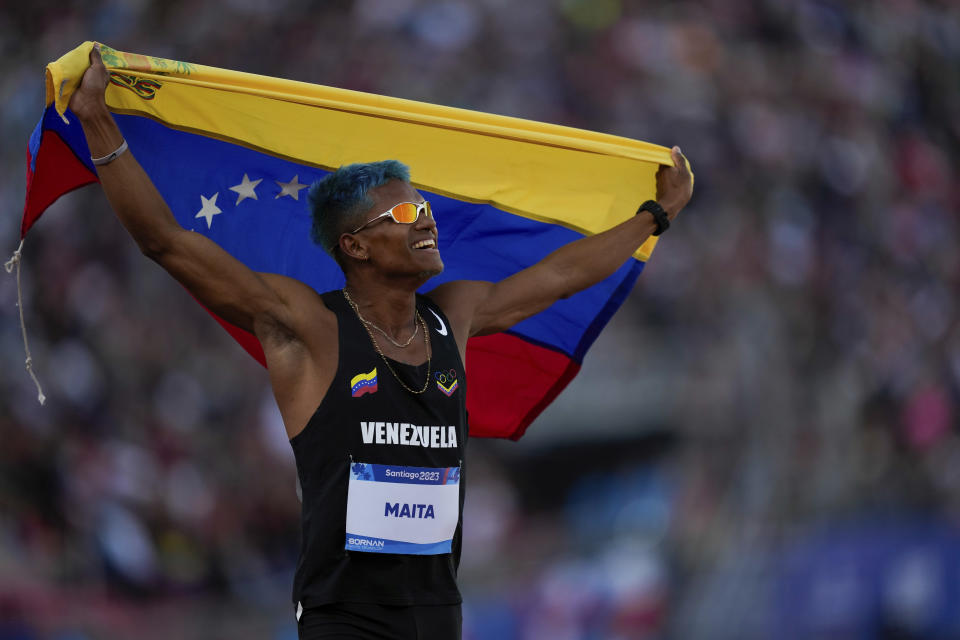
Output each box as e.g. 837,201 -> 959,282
114,114 -> 642,361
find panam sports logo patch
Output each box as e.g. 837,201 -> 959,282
351,368 -> 378,397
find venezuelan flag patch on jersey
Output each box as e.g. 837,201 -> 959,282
351,368 -> 378,398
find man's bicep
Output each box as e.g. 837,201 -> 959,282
155,230 -> 297,335
430,264 -> 565,338
471,264 -> 567,335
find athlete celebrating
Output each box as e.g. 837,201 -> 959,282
68,44 -> 693,639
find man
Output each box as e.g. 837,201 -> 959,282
69,44 -> 692,639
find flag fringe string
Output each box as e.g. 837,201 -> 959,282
5,239 -> 45,405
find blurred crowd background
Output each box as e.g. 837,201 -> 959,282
2,0 -> 959,638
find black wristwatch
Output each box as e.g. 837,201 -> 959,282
637,200 -> 670,236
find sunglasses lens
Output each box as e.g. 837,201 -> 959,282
390,202 -> 430,224
391,203 -> 420,223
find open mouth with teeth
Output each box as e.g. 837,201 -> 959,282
412,238 -> 437,250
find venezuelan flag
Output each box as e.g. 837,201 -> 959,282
350,368 -> 378,398
22,42 -> 686,440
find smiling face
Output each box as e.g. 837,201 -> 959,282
344,179 -> 444,281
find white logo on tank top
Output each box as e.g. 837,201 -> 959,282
428,308 -> 447,336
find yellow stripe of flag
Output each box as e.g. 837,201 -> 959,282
45,42 -> 692,262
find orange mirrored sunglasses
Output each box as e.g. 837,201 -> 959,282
350,201 -> 432,235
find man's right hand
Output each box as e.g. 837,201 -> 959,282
68,44 -> 110,122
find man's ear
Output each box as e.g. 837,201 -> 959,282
339,234 -> 369,262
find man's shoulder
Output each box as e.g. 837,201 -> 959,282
253,274 -> 337,341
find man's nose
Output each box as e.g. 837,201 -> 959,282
414,209 -> 437,231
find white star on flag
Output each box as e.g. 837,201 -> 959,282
229,173 -> 262,205
195,192 -> 222,228
276,174 -> 309,200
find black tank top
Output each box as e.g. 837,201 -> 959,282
289,290 -> 468,608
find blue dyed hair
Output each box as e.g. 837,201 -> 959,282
308,160 -> 411,258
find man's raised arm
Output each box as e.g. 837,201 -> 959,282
429,147 -> 693,341
69,45 -> 310,339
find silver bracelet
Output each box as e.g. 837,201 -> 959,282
91,139 -> 128,166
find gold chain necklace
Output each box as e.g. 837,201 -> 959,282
342,289 -> 431,394
342,288 -> 420,348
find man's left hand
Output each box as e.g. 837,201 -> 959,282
656,146 -> 693,218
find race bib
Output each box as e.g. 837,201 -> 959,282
345,462 -> 461,554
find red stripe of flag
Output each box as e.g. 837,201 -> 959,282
23,131 -> 99,239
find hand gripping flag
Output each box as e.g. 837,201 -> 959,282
21,41 -> 686,439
